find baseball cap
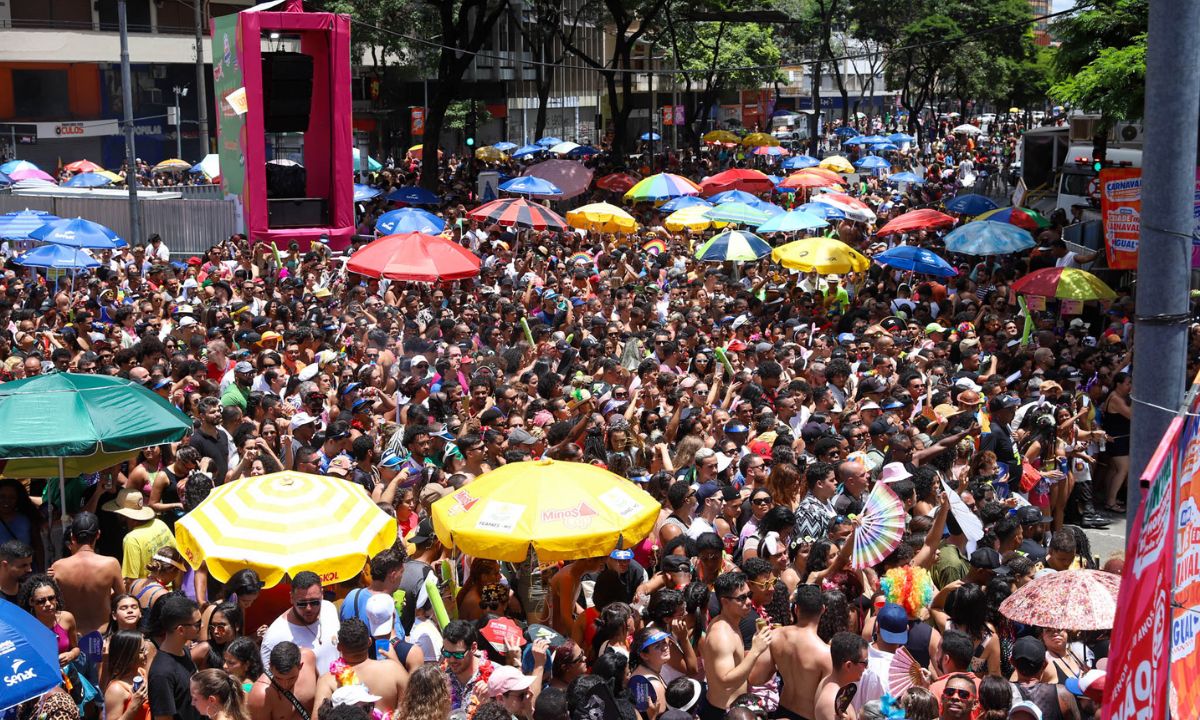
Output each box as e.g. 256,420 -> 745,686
331,685 -> 381,706
410,355 -> 430,368
325,456 -> 353,478
419,483 -> 452,505
879,462 -> 911,483
1065,669 -> 1106,703
610,548 -> 634,561
289,412 -> 319,429
350,398 -> 372,414
339,382 -> 362,396
877,602 -> 909,644
954,376 -> 983,393
409,517 -> 437,546
1008,700 -> 1044,719
869,418 -> 897,436
486,666 -> 535,697
234,361 -> 254,374
989,394 -> 1021,412
1017,506 -> 1051,526
1011,636 -> 1047,674
724,422 -> 749,435
508,428 -> 538,446
718,485 -> 740,501
639,630 -> 672,651
970,547 -> 1002,569
695,482 -> 721,502
364,592 -> 395,636
925,322 -> 948,334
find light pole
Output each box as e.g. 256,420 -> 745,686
118,0 -> 142,245
173,85 -> 189,159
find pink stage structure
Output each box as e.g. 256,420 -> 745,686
211,0 -> 354,251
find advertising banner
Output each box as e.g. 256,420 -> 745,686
1170,379 -> 1200,717
662,106 -> 673,127
411,108 -> 425,136
211,12 -> 246,199
1100,167 -> 1200,270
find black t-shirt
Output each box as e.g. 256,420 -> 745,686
148,649 -> 201,720
0,589 -> 16,604
189,428 -> 230,485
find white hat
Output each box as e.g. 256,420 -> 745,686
1008,700 -> 1043,719
297,363 -> 321,381
178,316 -> 198,328
879,462 -> 912,484
289,412 -> 319,429
715,452 -> 733,474
410,355 -> 430,368
859,400 -> 881,411
364,592 -> 395,636
954,377 -> 983,393
330,685 -> 382,707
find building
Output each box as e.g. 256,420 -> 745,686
1028,0 -> 1053,46
776,36 -> 896,119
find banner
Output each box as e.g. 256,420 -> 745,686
1101,167 -> 1200,270
411,108 -> 425,136
1170,379 -> 1200,716
662,106 -> 673,127
674,105 -> 685,127
211,12 -> 246,199
1105,412 -> 1179,720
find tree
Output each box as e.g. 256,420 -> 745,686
1049,0 -> 1147,122
509,0 -> 594,141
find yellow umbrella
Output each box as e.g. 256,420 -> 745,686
95,170 -> 124,184
430,459 -> 660,563
664,205 -> 728,233
475,146 -> 508,162
741,133 -> 779,147
175,471 -> 397,587
567,202 -> 639,233
151,158 -> 190,173
773,236 -> 870,274
703,130 -> 740,145
818,156 -> 855,173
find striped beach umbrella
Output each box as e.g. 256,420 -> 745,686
176,471 -> 397,587
624,173 -> 702,201
468,198 -> 568,230
694,230 -> 772,262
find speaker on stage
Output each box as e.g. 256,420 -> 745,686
262,51 -> 313,133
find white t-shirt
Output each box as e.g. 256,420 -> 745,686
260,600 -> 340,675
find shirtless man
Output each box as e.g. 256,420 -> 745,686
248,642 -> 318,720
547,557 -> 604,636
698,572 -> 773,720
814,632 -> 868,720
772,584 -> 832,720
50,513 -> 124,636
312,619 -> 408,720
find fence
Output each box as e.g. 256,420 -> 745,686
0,193 -> 241,257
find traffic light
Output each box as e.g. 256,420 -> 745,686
1093,158 -> 1103,172
465,102 -> 476,148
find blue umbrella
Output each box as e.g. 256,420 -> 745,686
354,184 -> 382,202
873,142 -> 901,152
567,145 -> 600,158
375,208 -> 445,235
888,133 -> 915,144
945,193 -> 999,215
782,155 -> 820,170
757,210 -> 829,234
859,135 -> 890,145
874,245 -> 958,277
842,136 -> 868,146
29,217 -> 126,249
694,230 -> 772,262
511,144 -> 544,159
888,171 -> 925,184
795,202 -> 846,221
640,132 -> 661,141
14,244 -> 101,270
493,142 -> 519,152
385,186 -> 440,205
709,189 -> 760,205
499,176 -> 563,196
943,221 -> 1035,256
834,127 -> 859,137
536,136 -> 563,147
65,173 -> 112,188
856,156 -> 892,171
0,171 -> 10,186
660,196 -> 711,213
747,199 -> 784,216
766,175 -> 782,185
0,599 -> 62,712
0,160 -> 39,175
0,210 -> 60,240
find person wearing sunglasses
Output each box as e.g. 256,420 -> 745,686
814,631 -> 869,720
260,571 -> 339,675
936,675 -> 979,720
698,572 -> 773,719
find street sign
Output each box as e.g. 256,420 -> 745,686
478,170 -> 499,202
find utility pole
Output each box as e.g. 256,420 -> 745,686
118,0 -> 143,245
1128,0 -> 1200,525
172,86 -> 187,159
193,0 -> 209,158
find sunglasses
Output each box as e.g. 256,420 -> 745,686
752,497 -> 772,505
724,592 -> 752,602
942,688 -> 973,700
442,649 -> 468,660
293,599 -> 322,608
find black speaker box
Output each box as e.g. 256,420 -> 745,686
262,51 -> 314,133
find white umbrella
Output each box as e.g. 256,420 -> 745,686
952,124 -> 982,136
549,141 -> 581,155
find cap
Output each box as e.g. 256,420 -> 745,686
1017,506 -> 1050,526
718,485 -> 740,501
755,341 -> 773,354
869,418 -> 897,436
351,398 -> 372,414
610,548 -> 634,561
379,451 -> 405,469
1065,669 -> 1106,703
724,422 -> 749,435
326,455 -> 353,478
954,377 -> 983,393
639,630 -> 672,651
178,316 -> 198,328
429,424 -> 456,442
290,412 -> 318,429
747,440 -> 773,460
409,517 -> 437,546
877,602 -> 909,644
990,394 -> 1022,411
233,361 -> 254,374
696,482 -> 721,502
410,355 -> 430,368
364,592 -> 396,636
925,322 -> 948,334
859,400 -> 882,412
486,666 -> 535,697
508,428 -> 538,446
859,376 -> 887,394
969,547 -> 1002,569
1008,700 -> 1044,719
419,483 -> 452,505
1011,636 -> 1047,673
339,382 -> 362,396
879,462 -> 911,484
330,685 -> 382,706
881,398 -> 907,410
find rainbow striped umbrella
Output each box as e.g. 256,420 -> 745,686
1011,267 -> 1116,301
624,173 -> 702,201
694,230 -> 772,262
468,198 -> 568,230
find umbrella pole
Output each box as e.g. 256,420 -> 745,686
58,456 -> 68,556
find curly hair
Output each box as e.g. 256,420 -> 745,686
765,462 -> 803,508
17,573 -> 62,614
400,664 -> 451,720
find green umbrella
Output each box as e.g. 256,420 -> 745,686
0,372 -> 193,522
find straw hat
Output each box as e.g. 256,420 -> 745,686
101,488 -> 155,521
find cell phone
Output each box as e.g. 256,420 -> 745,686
374,638 -> 390,659
132,676 -> 144,693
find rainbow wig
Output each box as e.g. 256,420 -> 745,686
880,566 -> 936,618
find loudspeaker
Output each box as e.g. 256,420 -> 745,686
262,51 -> 313,133
268,198 -> 328,228
265,161 -> 307,198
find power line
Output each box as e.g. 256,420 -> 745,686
348,4 -> 1085,78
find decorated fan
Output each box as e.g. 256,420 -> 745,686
850,481 -> 906,569
888,646 -> 926,697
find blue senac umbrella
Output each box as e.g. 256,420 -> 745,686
493,142 -> 519,152
0,160 -> 39,175
385,186 -> 440,205
888,133 -> 915,144
536,136 -> 563,147
888,171 -> 925,184
945,193 -> 999,215
511,144 -> 543,159
795,202 -> 846,220
14,244 -> 101,270
757,210 -> 829,234
567,145 -> 600,158
943,221 -> 1035,256
782,155 -> 820,170
747,199 -> 784,216
659,196 -> 711,213
855,156 -> 892,171
499,176 -> 563,196
842,136 -> 868,146
694,229 -> 772,262
859,135 -> 890,145
709,189 -> 760,205
375,208 -> 445,235
873,142 -> 901,152
834,127 -> 859,137
65,173 -> 112,188
704,202 -> 770,226
354,184 -> 382,203
0,210 -> 60,240
874,245 -> 958,277
29,217 -> 125,249
0,599 -> 63,711
640,132 -> 661,141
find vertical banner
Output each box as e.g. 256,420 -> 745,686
662,106 -> 673,127
674,105 -> 685,127
211,13 -> 246,200
1170,380 -> 1200,716
411,108 -> 425,136
1100,167 -> 1142,271
1104,414 -> 1179,720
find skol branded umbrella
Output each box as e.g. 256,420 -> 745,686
347,232 -> 481,282
567,203 -> 638,233
772,237 -> 869,274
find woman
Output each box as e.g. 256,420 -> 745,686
202,569 -> 263,640
592,601 -> 637,659
1021,411 -> 1069,527
899,687 -> 939,720
192,602 -> 243,670
106,594 -> 143,636
103,631 -> 150,720
741,506 -> 794,562
393,486 -> 420,538
931,582 -> 1001,676
977,674 -> 1015,720
1101,372 -> 1132,514
0,479 -> 44,563
764,463 -> 804,512
455,558 -> 520,622
128,547 -> 186,611
628,627 -> 671,719
19,574 -> 80,667
736,489 -> 774,555
642,589 -> 698,682
1041,627 -> 1090,683
189,668 -> 250,720
549,641 -> 588,691
399,664 -> 451,720
223,637 -> 265,693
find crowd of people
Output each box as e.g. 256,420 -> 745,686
0,112 -> 1184,720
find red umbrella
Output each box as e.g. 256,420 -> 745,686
797,168 -> 845,184
64,160 -> 104,173
700,168 -> 775,196
346,232 -> 480,282
596,172 -> 640,193
468,197 -> 568,230
778,172 -> 841,190
875,209 -> 957,236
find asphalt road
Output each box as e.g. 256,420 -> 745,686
1083,511 -> 1129,564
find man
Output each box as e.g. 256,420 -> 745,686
312,619 -> 408,718
814,632 -> 868,720
928,630 -> 980,703
248,641 -> 319,720
832,460 -> 869,515
794,462 -> 837,540
938,674 -> 979,720
398,518 -> 442,630
1011,636 -> 1081,720
548,556 -> 605,636
855,602 -> 908,710
772,584 -> 831,720
102,488 -> 176,584
585,548 -> 648,605
148,595 -> 202,720
261,571 -> 341,673
931,514 -> 972,589
485,665 -> 540,720
189,396 -> 231,483
687,482 -> 724,539
221,360 -> 256,409
1046,531 -> 1079,572
0,540 -> 32,603
50,512 -> 124,636
1017,507 -> 1050,564
340,548 -> 405,636
698,572 -> 772,719
441,620 -> 494,714
979,395 -> 1020,471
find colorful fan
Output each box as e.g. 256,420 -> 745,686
888,647 -> 926,697
850,481 -> 906,569
643,238 -> 667,256
569,251 -> 596,267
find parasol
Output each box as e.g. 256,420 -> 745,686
999,569 -> 1121,630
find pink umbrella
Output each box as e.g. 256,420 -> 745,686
523,159 -> 594,200
9,168 -> 56,183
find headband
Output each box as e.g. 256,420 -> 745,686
153,554 -> 187,572
675,678 -> 703,713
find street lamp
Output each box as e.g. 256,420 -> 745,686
172,85 -> 189,160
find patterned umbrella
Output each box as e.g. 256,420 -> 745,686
850,481 -> 906,569
945,193 -> 998,215
152,158 -> 191,173
875,209 -> 957,236
694,230 -> 772,262
0,160 -> 39,174
943,221 -> 1034,255
664,205 -> 727,233
624,173 -> 702,202
977,206 -> 1051,231
468,198 -> 568,230
795,202 -> 846,220
1011,267 -> 1117,301
752,145 -> 789,156
999,569 -> 1121,630
811,192 -> 876,223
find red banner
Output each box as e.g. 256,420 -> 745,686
1099,168 -> 1141,270
411,108 -> 425,136
1170,380 -> 1200,716
662,106 -> 673,127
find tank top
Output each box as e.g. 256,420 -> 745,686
905,620 -> 934,668
53,622 -> 70,654
1017,682 -> 1063,720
